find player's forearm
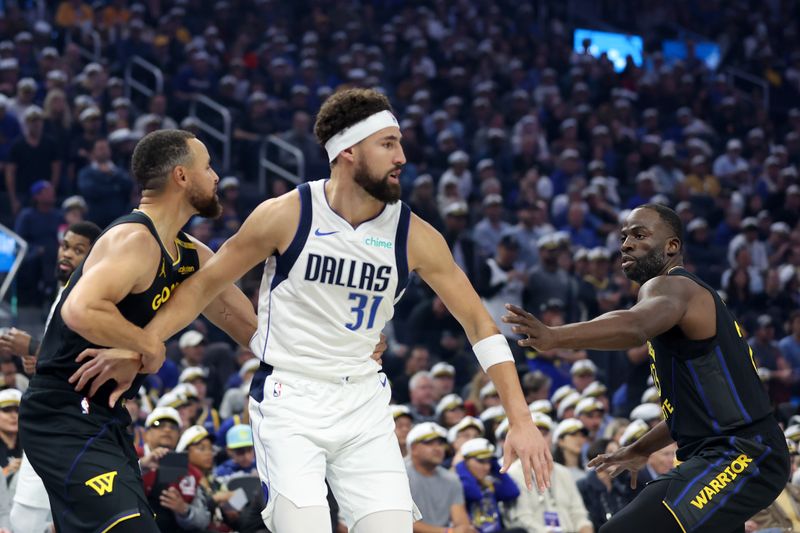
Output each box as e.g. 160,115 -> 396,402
552,310 -> 648,350
145,274 -> 222,344
202,285 -> 258,348
62,297 -> 161,359
487,361 -> 531,424
630,421 -> 674,456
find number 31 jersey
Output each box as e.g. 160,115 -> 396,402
250,179 -> 410,379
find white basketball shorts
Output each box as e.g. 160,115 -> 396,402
249,369 -> 417,530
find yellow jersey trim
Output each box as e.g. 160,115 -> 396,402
133,209 -> 181,265
101,512 -> 141,533
662,501 -> 687,533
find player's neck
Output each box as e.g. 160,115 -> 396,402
659,259 -> 684,277
136,193 -> 196,249
325,175 -> 385,228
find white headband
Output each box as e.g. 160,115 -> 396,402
324,110 -> 399,163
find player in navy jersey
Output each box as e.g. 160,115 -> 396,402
504,204 -> 790,533
74,88 -> 553,533
19,130 -> 257,532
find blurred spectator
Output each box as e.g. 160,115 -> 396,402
455,438 -> 521,533
473,195 -> 510,259
77,137 -> 133,228
778,311 -> 800,383
392,406 -> 414,458
0,390 -> 21,481
430,362 -> 456,402
749,315 -> 794,404
405,422 -> 474,532
476,234 -> 525,340
55,0 -> 93,30
577,438 -> 636,531
713,139 -> 748,180
389,345 -> 430,405
727,217 -> 768,271
552,418 -> 588,483
214,424 -> 257,484
435,394 -> 466,429
407,371 -> 436,423
6,106 -> 60,215
13,181 -> 62,306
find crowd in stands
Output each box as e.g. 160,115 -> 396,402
0,0 -> 799,531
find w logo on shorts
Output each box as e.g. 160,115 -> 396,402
85,471 -> 117,496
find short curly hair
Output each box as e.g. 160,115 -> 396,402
313,88 -> 393,164
131,129 -> 196,191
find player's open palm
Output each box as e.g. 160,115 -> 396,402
502,304 -> 557,351
501,418 -> 553,492
69,348 -> 142,407
587,444 -> 649,489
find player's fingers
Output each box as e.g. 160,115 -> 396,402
517,338 -> 537,347
109,381 -> 129,408
586,453 -> 605,469
71,360 -> 100,388
520,451 -> 534,491
88,366 -> 113,397
501,313 -> 529,325
500,445 -> 515,475
504,303 -> 534,319
75,348 -> 99,364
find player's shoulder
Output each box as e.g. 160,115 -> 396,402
92,222 -> 159,256
251,187 -> 301,220
638,270 -> 699,301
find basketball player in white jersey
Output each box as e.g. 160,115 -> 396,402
75,89 -> 553,532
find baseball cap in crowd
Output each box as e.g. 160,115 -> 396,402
219,176 -> 240,190
641,387 -> 660,404
62,195 -> 87,213
447,150 -> 469,165
461,438 -> 495,460
686,219 -> 708,233
179,366 -> 207,384
407,422 -> 448,446
435,394 -> 464,418
536,233 -> 559,250
157,390 -> 189,409
756,315 -> 774,328
145,406 -> 181,429
556,392 -> 581,419
726,139 -> 742,151
741,217 -> 758,230
477,159 -> 495,172
483,194 -> 503,207
574,398 -> 604,417
581,381 -> 607,399
176,425 -> 213,452
533,412 -> 554,433
788,439 -> 798,456
620,419 -> 650,446
630,403 -> 662,423
553,418 -> 587,442
528,399 -> 553,415
479,382 -> 498,401
0,389 -> 21,408
447,416 -> 485,443
23,105 -> 43,122
239,358 -> 261,378
226,424 -> 254,449
430,362 -> 455,378
571,360 -> 597,376
479,405 -> 506,425
443,201 -> 468,217
391,405 -> 413,421
551,384 -> 576,405
179,330 -> 204,349
413,174 -> 433,188
785,424 -> 800,443
539,298 -> 564,314
770,222 -> 790,234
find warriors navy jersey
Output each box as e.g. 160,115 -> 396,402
648,267 -> 773,458
250,180 -> 410,379
36,211 -> 200,406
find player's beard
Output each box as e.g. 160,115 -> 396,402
353,158 -> 401,204
188,182 -> 222,218
624,247 -> 666,284
54,260 -> 74,283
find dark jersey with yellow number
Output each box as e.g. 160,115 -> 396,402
648,267 -> 773,459
36,211 -> 200,407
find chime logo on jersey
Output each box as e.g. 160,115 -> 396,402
689,454 -> 753,510
304,253 -> 392,292
85,470 -> 117,496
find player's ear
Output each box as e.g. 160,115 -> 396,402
338,147 -> 356,164
665,237 -> 681,257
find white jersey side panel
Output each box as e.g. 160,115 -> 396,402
250,179 -> 410,379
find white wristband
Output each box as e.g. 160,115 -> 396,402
473,334 -> 514,371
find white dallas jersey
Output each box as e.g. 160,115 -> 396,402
250,179 -> 411,379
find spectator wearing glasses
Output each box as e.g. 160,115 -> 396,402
0,390 -> 21,481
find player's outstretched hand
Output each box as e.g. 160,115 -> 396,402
371,333 -> 388,366
587,443 -> 650,489
501,417 -> 553,492
69,348 -> 141,407
502,304 -> 558,351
